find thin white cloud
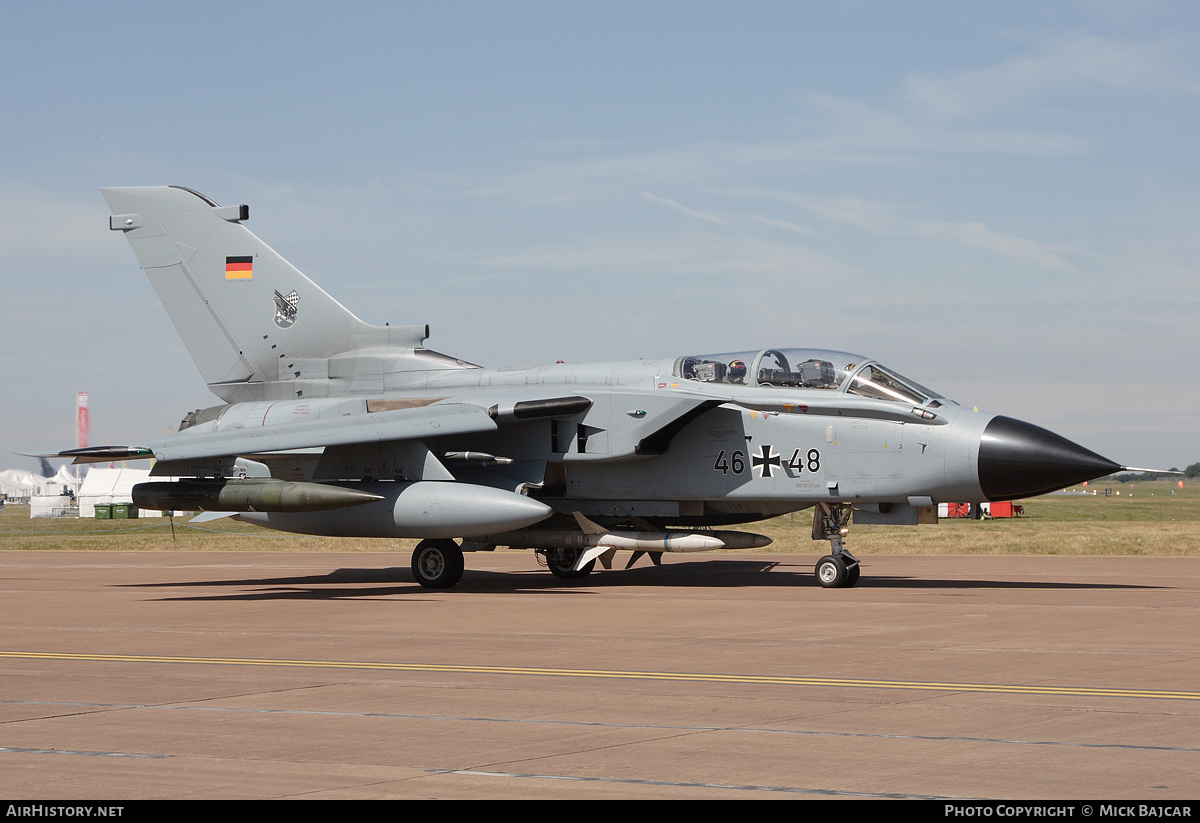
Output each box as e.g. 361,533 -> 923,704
640,192 -> 733,227
899,32 -> 1199,122
459,150 -> 715,205
798,96 -> 1090,157
476,230 -> 852,280
747,215 -> 818,237
734,190 -> 1087,275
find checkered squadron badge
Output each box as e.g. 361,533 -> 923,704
273,289 -> 299,329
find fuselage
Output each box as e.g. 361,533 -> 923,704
164,346 -> 1118,533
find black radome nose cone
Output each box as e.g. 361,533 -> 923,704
978,416 -> 1120,501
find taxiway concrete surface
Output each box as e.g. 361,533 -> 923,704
1,551 -> 1197,799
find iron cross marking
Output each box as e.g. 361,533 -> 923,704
752,444 -> 781,478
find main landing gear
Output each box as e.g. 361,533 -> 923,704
409,542 -> 600,589
812,502 -> 860,588
411,539 -> 464,589
540,547 -> 596,580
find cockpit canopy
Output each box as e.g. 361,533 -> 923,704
673,348 -> 941,404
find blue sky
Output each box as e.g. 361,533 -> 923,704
1,1 -> 1197,471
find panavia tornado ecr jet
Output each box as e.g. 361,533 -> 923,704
59,185 -> 1129,589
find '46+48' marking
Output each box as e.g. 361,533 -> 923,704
713,445 -> 820,478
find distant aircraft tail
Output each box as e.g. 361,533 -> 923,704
102,186 -> 427,401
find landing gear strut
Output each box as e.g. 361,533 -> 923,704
411,539 -> 465,589
812,502 -> 860,588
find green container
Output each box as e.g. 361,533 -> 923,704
94,504 -> 113,520
112,503 -> 137,519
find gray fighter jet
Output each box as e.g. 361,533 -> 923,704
59,186 -> 1127,589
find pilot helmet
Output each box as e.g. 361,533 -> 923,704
728,359 -> 747,380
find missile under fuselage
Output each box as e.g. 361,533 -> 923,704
485,527 -> 773,553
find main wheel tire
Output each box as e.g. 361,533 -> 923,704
411,539 -> 465,589
546,547 -> 595,580
815,554 -> 848,588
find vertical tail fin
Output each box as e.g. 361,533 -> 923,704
102,186 -> 425,398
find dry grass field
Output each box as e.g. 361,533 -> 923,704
2,479 -> 1196,557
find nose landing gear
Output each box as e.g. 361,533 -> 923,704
812,502 -> 860,588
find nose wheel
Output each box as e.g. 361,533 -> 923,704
813,503 -> 860,588
815,553 -> 860,588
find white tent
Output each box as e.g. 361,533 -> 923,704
0,466 -> 82,504
77,466 -> 154,518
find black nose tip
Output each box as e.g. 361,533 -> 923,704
978,416 -> 1120,501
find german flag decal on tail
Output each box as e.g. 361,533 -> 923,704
225,256 -> 253,280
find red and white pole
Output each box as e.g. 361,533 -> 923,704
76,392 -> 89,449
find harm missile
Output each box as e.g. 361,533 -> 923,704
133,478 -> 384,513
484,512 -> 772,556
571,513 -> 772,572
572,512 -> 771,552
